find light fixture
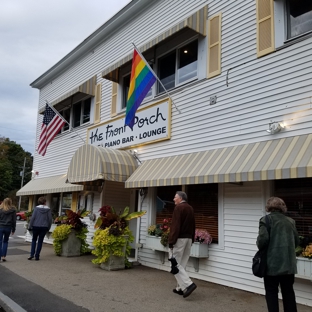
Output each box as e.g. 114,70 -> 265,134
184,50 -> 188,53
266,121 -> 284,134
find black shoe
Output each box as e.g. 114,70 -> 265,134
28,256 -> 34,260
173,289 -> 183,295
35,258 -> 39,261
1,258 -> 6,262
183,283 -> 197,298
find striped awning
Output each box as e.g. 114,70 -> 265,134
125,134 -> 312,188
102,6 -> 208,82
39,76 -> 96,114
16,174 -> 83,196
67,144 -> 138,184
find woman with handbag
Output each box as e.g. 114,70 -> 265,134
0,198 -> 16,262
257,197 -> 299,312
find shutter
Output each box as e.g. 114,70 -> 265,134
94,83 -> 101,124
156,184 -> 218,243
71,192 -> 78,212
207,12 -> 222,78
28,196 -> 34,211
111,82 -> 118,118
256,0 -> 275,57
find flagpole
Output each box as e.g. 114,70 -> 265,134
132,42 -> 181,114
45,101 -> 86,144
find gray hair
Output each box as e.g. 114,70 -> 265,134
266,197 -> 287,213
176,191 -> 188,201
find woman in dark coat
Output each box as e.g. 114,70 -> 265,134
257,197 -> 299,312
0,198 -> 16,262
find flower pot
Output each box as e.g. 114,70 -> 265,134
60,229 -> 81,257
296,257 -> 312,281
99,235 -> 129,271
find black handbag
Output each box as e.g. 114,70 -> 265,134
252,215 -> 270,278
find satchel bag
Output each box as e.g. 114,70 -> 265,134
252,215 -> 270,278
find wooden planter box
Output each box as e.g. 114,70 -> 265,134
296,257 -> 312,281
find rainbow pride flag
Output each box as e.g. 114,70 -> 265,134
125,48 -> 156,129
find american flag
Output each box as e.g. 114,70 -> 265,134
37,104 -> 65,156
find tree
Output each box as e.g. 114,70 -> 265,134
0,138 -> 33,208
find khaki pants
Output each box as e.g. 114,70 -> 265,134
169,238 -> 193,291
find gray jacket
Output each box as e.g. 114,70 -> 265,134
29,205 -> 52,230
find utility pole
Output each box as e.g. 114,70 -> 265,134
18,157 -> 26,210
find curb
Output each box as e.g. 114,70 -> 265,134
0,292 -> 27,312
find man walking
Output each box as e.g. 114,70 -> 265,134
168,191 -> 196,298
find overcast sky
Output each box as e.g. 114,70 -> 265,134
0,0 -> 130,154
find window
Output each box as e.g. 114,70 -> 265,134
61,193 -> 72,216
274,178 -> 312,238
156,183 -> 218,243
158,40 -> 198,93
286,1 -> 312,39
58,108 -> 70,133
272,0 -> 312,51
78,193 -> 93,212
73,98 -> 91,128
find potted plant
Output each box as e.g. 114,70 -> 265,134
51,209 -> 90,257
92,205 -> 146,270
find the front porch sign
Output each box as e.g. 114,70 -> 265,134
87,99 -> 171,149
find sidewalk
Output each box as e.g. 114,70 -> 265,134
0,242 -> 311,312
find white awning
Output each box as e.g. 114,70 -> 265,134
16,174 -> 83,196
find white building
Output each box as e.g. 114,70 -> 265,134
18,0 -> 312,306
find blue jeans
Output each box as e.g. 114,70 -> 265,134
30,227 -> 48,259
0,227 -> 11,258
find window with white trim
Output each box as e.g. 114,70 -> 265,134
73,98 -> 91,128
286,1 -> 312,39
158,39 -> 198,94
274,0 -> 312,49
58,97 -> 91,133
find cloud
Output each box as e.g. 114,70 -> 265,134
0,0 -> 130,154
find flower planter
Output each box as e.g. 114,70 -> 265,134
60,230 -> 81,257
145,235 -> 209,258
145,235 -> 168,252
99,235 -> 129,271
296,257 -> 312,281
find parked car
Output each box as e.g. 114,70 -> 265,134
16,211 -> 27,221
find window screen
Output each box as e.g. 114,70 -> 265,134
274,178 -> 312,237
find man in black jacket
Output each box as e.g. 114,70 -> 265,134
168,191 -> 196,298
